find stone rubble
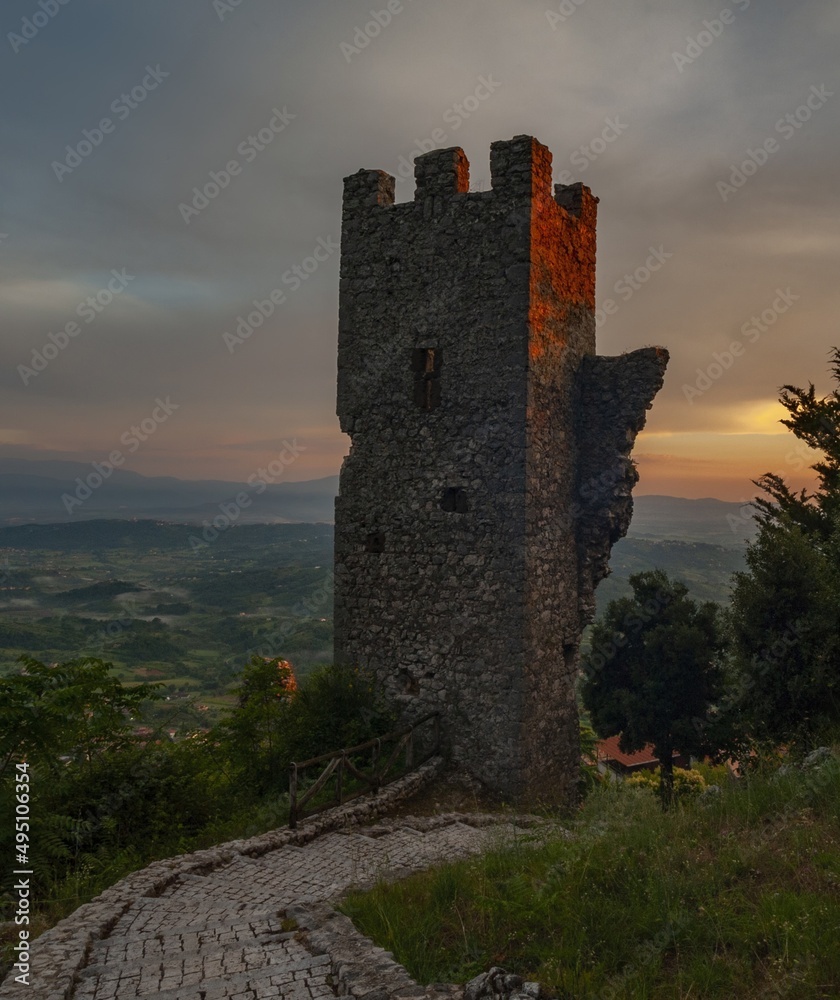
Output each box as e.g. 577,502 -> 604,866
464,968 -> 541,1000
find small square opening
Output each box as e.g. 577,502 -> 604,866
441,488 -> 468,514
365,531 -> 385,553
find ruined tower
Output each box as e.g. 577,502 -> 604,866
334,135 -> 668,806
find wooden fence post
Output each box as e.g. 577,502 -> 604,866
337,751 -> 345,806
289,763 -> 298,830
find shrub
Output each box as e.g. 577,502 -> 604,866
626,766 -> 706,799
280,663 -> 398,764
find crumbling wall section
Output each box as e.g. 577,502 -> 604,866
574,348 -> 670,624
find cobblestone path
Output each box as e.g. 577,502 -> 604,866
63,818 -> 526,1000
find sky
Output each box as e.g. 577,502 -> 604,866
1,0 -> 838,501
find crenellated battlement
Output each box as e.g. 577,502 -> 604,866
343,136 -> 598,229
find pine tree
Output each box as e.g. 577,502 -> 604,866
582,570 -> 723,807
726,348 -> 840,753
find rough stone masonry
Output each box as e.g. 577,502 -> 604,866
334,134 -> 668,807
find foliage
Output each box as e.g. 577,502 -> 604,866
279,663 -> 399,764
724,522 -> 839,756
0,656 -> 163,781
581,570 -> 724,807
0,654 -> 397,967
752,348 -> 840,538
691,758 -> 731,786
578,715 -> 604,794
625,766 -> 706,799
214,656 -> 298,794
341,752 -> 840,999
726,349 -> 840,754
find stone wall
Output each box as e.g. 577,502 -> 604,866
334,135 -> 668,807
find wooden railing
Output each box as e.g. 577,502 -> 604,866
288,711 -> 440,829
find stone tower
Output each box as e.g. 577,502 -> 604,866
334,135 -> 668,806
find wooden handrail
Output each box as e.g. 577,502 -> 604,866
288,711 -> 440,828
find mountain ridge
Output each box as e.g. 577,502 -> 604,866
0,459 -> 757,544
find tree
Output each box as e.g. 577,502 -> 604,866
726,349 -> 840,753
752,348 -> 840,538
0,656 -> 163,781
280,663 -> 397,764
581,570 -> 723,807
215,656 -> 298,794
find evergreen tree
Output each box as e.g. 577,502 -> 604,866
582,570 -> 723,807
726,348 -> 840,752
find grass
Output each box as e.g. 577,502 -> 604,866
340,757 -> 840,999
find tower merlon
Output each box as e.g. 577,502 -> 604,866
555,181 -> 599,230
414,146 -> 470,201
490,134 -> 554,200
342,168 -> 395,216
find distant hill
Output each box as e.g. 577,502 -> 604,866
0,459 -> 759,547
0,458 -> 338,526
594,537 -> 746,611
627,495 -> 758,547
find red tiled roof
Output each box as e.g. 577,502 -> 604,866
596,735 -> 683,768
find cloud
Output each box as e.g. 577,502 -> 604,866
1,0 -> 838,496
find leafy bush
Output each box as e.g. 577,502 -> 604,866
578,716 -> 605,794
0,654 -> 397,964
625,766 -> 706,799
280,663 -> 398,764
